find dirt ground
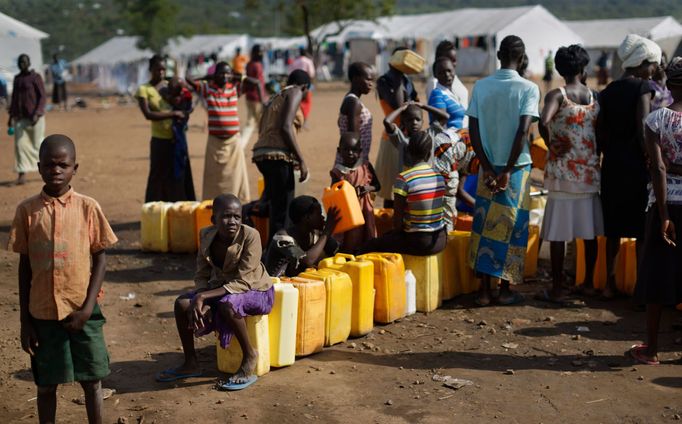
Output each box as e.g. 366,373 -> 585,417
0,81 -> 681,423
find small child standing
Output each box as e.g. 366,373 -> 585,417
158,194 -> 274,390
7,134 -> 118,424
330,132 -> 381,252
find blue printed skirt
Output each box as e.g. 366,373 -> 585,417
469,165 -> 531,282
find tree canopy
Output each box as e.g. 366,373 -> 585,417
1,0 -> 681,60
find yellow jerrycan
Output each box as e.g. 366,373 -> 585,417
524,224 -> 540,278
216,314 -> 270,376
269,279 -> 299,367
443,231 -> 481,299
194,200 -> 213,249
576,236 -> 608,289
319,253 -> 375,337
403,253 -> 443,313
298,268 -> 352,346
283,276 -> 326,357
322,180 -> 365,234
357,253 -> 406,324
615,238 -> 637,295
141,202 -> 172,252
168,201 -> 200,253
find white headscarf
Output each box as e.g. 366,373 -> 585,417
618,34 -> 662,70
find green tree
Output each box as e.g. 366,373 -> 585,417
116,0 -> 182,53
291,0 -> 395,57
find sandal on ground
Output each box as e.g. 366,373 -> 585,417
473,294 -> 492,307
155,368 -> 203,382
627,344 -> 659,365
534,289 -> 579,307
218,375 -> 258,391
496,291 -> 525,306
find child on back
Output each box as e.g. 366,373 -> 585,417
330,132 -> 380,252
7,134 -> 118,424
384,102 -> 473,231
158,194 -> 273,390
162,76 -> 194,180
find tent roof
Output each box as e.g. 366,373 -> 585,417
566,16 -> 682,49
73,36 -> 152,65
383,6 -> 536,39
169,34 -> 247,57
311,5 -> 545,42
252,36 -> 307,50
0,11 -> 48,39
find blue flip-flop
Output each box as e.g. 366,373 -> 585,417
156,368 -> 203,382
219,375 -> 258,391
496,291 -> 525,306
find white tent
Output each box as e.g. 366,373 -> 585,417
311,6 -> 583,76
566,16 -> 682,74
169,34 -> 249,58
73,34 -> 253,92
566,16 -> 682,53
73,36 -> 152,66
0,11 -> 48,87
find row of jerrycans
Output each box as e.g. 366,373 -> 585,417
141,200 -> 214,253
216,279 -> 300,375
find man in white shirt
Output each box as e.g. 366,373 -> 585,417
425,40 -> 468,128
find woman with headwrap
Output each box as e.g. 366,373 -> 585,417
629,57 -> 682,365
596,34 -> 661,299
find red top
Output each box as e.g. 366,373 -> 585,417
10,71 -> 46,120
245,61 -> 265,102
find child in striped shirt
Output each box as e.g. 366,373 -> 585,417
359,131 -> 447,255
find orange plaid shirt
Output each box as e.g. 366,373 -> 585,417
7,188 -> 118,320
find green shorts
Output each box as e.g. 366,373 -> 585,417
31,304 -> 110,386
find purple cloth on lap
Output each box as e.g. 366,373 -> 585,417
191,286 -> 274,348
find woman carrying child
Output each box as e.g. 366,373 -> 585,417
335,62 -> 375,165
597,34 -> 661,299
359,131 -> 447,255
537,45 -> 603,304
136,55 -> 196,202
331,132 -> 380,252
629,57 -> 682,365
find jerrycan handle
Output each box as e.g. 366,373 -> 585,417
330,180 -> 345,191
335,253 -> 356,262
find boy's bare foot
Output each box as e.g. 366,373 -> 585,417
230,350 -> 258,384
15,174 -> 26,185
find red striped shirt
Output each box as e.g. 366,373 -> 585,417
199,81 -> 240,138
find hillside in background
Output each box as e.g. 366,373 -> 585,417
1,0 -> 681,60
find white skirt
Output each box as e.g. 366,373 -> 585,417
540,191 -> 604,242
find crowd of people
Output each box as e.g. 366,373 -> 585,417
4,31 -> 682,423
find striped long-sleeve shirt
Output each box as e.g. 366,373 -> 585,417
393,163 -> 445,233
